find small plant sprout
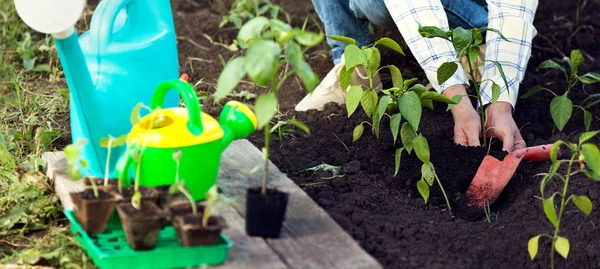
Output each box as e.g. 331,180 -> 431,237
220,0 -> 290,29
203,186 -> 219,228
418,25 -> 511,146
64,138 -> 100,198
99,134 -> 127,187
521,49 -> 600,132
214,16 -> 323,195
328,35 -> 457,213
528,131 -> 600,269
173,149 -> 182,183
270,116 -> 310,141
169,179 -> 198,216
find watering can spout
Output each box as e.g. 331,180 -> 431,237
219,101 -> 258,149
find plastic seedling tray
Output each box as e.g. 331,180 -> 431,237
64,209 -> 233,269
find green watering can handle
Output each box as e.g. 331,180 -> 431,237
150,79 -> 203,136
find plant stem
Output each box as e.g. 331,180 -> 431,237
550,145 -> 579,269
180,185 -> 197,216
465,50 -> 487,146
104,142 -> 112,187
203,204 -> 210,228
261,121 -> 270,195
175,160 -> 180,183
90,177 -> 99,198
433,169 -> 452,214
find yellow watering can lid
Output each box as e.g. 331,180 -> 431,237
128,107 -> 224,148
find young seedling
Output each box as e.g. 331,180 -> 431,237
270,115 -> 310,141
169,179 -> 198,216
521,49 -> 600,132
328,35 -> 458,213
418,25 -> 511,146
220,0 -> 290,29
173,149 -> 182,183
64,138 -> 100,197
214,16 -> 323,195
528,131 -> 600,268
99,134 -> 127,187
202,185 -> 219,228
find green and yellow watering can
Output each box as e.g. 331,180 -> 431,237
116,77 -> 257,200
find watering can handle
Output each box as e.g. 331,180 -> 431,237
88,0 -> 133,52
150,79 -> 204,136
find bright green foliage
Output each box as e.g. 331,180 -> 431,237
215,17 -> 323,194
522,50 -> 600,132
64,138 -> 100,198
332,35 -> 457,213
419,26 -> 511,146
220,0 -> 290,29
530,131 -> 599,268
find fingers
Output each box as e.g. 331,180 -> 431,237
501,130 -> 514,152
454,126 -> 481,147
467,129 -> 481,147
514,129 -> 527,150
454,127 -> 469,147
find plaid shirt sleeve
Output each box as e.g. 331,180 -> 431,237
382,0 -> 539,109
382,0 -> 470,94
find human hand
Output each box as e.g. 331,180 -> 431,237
443,85 -> 482,147
485,102 -> 527,152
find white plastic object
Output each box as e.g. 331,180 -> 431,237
14,0 -> 86,39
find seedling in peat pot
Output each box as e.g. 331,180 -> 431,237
169,179 -> 199,216
98,134 -> 127,187
521,49 -> 600,132
328,35 -> 458,213
529,131 -> 600,268
64,138 -> 99,197
418,25 -> 511,146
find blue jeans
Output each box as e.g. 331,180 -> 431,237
312,0 -> 489,65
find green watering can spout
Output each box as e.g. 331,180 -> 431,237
219,101 -> 258,150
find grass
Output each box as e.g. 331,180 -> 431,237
0,0 -> 96,267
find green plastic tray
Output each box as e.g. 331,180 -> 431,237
64,209 -> 233,269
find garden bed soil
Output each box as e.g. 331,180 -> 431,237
66,0 -> 600,268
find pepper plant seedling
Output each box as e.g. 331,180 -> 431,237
64,138 -> 100,197
328,35 -> 459,213
214,16 -> 322,195
220,0 -> 290,29
99,134 -> 127,187
528,131 -> 600,268
169,179 -> 198,216
418,26 -> 511,146
521,49 -> 600,132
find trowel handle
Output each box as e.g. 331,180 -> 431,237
513,144 -> 560,161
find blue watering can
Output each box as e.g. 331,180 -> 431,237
14,0 -> 180,177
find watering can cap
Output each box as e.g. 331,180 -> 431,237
14,0 -> 86,36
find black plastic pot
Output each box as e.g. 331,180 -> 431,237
245,187 -> 289,238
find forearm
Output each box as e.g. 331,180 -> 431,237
382,0 -> 469,93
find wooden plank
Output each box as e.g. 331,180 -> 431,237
42,151 -> 288,269
218,140 -> 382,269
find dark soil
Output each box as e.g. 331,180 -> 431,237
181,214 -> 223,228
117,201 -> 162,220
59,0 -> 600,268
115,186 -> 157,201
76,189 -> 113,200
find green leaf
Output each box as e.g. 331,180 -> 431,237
528,235 -> 540,260
538,59 -> 566,72
468,45 -> 480,72
550,94 -> 573,131
254,93 -> 278,129
421,162 -> 435,186
578,72 -> 600,84
386,65 -> 403,88
302,163 -> 343,176
492,82 -> 501,104
130,102 -> 143,125
521,85 -> 554,99
360,89 -> 378,118
421,99 -> 434,110
413,135 -> 430,163
286,118 -> 310,135
67,165 -> 81,181
540,162 -> 560,196
543,194 -> 558,229
418,25 -> 449,39
339,66 -> 354,91
437,62 -> 458,85
237,17 -> 270,48
113,135 -> 128,146
376,96 -> 391,122
400,122 -> 416,154
473,29 -> 483,45
293,29 -> 323,47
584,111 -> 592,131
481,27 -> 511,41
447,95 -> 463,111
368,47 -> 381,77
409,84 -> 428,96
394,147 -> 404,176
420,91 -> 457,104
570,50 -> 584,77
488,61 -> 511,96
215,57 -> 247,102
373,110 -> 381,139
286,42 -> 319,92
555,236 -> 570,259
326,35 -> 356,45
99,137 -> 111,148
572,195 -> 592,216
452,27 -> 473,57
346,85 -> 363,117
582,143 -> 600,176
579,131 -> 599,144
404,78 -> 418,89
64,144 -> 80,163
550,140 -> 567,163
416,178 -> 430,203
344,44 -> 367,70
245,39 -> 280,86
390,113 -> 401,144
398,91 -> 422,130
353,124 -> 364,142
374,37 -> 405,55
